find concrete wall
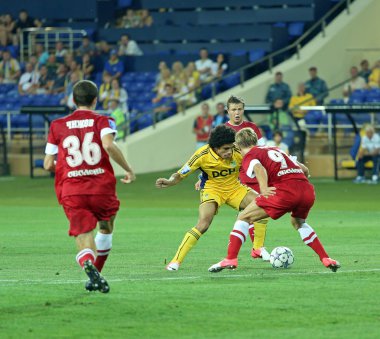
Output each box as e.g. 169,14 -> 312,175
115,0 -> 379,175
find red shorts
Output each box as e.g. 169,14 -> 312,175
256,180 -> 315,220
61,195 -> 120,236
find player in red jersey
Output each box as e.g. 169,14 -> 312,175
209,128 -> 340,273
44,80 -> 135,292
225,95 -> 270,260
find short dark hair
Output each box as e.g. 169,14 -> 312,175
275,71 -> 283,76
73,80 -> 98,107
309,66 -> 317,71
273,130 -> 283,138
226,95 -> 245,109
209,125 -> 236,149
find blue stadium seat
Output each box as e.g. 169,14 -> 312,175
366,88 -> 380,102
137,113 -> 154,129
223,72 -> 240,89
329,98 -> 345,105
11,114 -> 29,129
249,49 -> 265,63
288,22 -> 305,37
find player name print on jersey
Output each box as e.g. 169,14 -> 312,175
66,119 -> 94,129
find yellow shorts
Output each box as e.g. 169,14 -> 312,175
200,184 -> 251,210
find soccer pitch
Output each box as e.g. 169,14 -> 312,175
0,172 -> 379,338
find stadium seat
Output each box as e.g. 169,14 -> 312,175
288,22 -> 305,37
248,49 -> 265,63
137,113 -> 154,130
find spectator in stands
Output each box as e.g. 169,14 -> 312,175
121,9 -> 141,29
82,53 -> 94,80
55,41 -> 67,62
76,36 -> 96,57
354,125 -> 380,184
36,65 -> 53,94
185,61 -> 201,99
265,71 -> 292,108
0,49 -> 20,83
0,14 -> 15,47
343,66 -> 366,99
50,64 -> 67,94
267,130 -> 289,154
68,60 -> 83,81
45,54 -> 59,79
171,61 -> 186,93
211,54 -> 228,79
269,99 -> 292,131
60,72 -> 79,109
100,78 -> 128,114
104,49 -> 124,80
153,83 -> 177,122
35,43 -> 49,66
28,55 -> 39,72
193,103 -> 213,149
368,60 -> 380,88
155,61 -> 169,85
96,40 -> 112,58
18,62 -> 39,95
304,66 -> 328,104
99,72 -> 112,109
212,102 -> 228,127
139,10 -> 153,28
118,34 -> 143,56
64,53 -> 75,70
289,82 -> 316,124
359,59 -> 371,83
13,9 -> 42,45
153,68 -> 173,101
195,48 -> 214,83
109,98 -> 127,140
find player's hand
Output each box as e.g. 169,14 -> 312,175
155,178 -> 172,188
260,187 -> 276,198
121,171 -> 136,184
194,179 -> 201,191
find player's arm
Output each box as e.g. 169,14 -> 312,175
297,161 -> 310,178
253,163 -> 276,198
156,172 -> 183,188
156,151 -> 201,189
44,154 -> 56,172
102,133 -> 136,184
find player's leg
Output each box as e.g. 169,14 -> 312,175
75,230 -> 110,293
234,188 -> 270,260
94,216 -> 115,272
209,200 -> 268,272
62,196 -> 110,292
291,217 -> 340,272
166,201 -> 218,271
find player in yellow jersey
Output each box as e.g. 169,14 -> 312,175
155,125 -> 257,271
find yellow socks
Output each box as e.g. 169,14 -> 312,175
253,218 -> 268,249
171,227 -> 202,263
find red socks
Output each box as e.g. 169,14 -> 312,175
76,249 -> 95,268
94,232 -> 113,272
226,220 -> 249,259
298,223 -> 329,260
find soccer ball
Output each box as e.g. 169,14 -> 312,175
269,247 -> 294,269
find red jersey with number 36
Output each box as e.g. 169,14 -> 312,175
242,146 -> 307,186
45,109 -> 117,202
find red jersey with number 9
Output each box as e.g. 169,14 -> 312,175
242,146 -> 307,186
45,109 -> 117,202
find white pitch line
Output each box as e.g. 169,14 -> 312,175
0,268 -> 379,286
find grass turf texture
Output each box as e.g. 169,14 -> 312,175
0,173 -> 379,338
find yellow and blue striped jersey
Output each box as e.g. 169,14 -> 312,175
178,144 -> 242,193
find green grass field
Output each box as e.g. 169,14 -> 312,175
0,172 -> 379,338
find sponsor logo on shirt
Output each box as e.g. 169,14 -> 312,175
180,164 -> 191,175
67,168 -> 105,177
212,168 -> 236,177
277,168 -> 303,177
